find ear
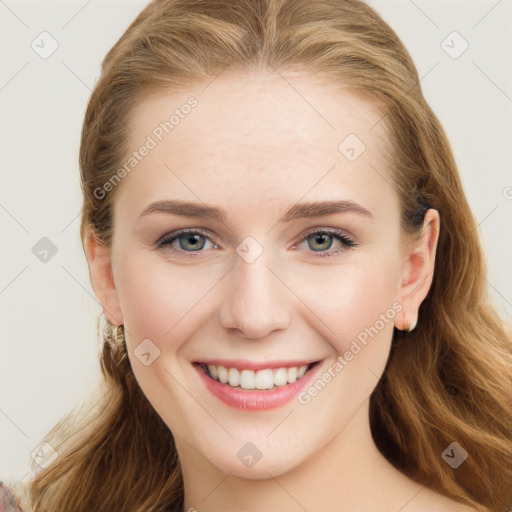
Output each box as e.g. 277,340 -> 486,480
83,227 -> 124,326
394,209 -> 440,331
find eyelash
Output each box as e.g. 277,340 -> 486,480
155,228 -> 357,259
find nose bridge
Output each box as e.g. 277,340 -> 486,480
219,243 -> 292,339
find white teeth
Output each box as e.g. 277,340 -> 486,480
202,363 -> 311,389
228,367 -> 240,387
255,369 -> 274,390
240,369 -> 256,390
217,365 -> 228,383
287,367 -> 297,383
274,367 -> 287,387
208,365 -> 218,380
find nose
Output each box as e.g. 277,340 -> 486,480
218,250 -> 292,339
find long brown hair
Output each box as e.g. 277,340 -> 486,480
14,0 -> 511,510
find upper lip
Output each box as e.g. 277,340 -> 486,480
194,359 -> 319,371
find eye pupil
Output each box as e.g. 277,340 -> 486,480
308,233 -> 333,251
179,234 -> 205,251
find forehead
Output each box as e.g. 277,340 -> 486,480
116,69 -> 395,225
128,68 -> 387,153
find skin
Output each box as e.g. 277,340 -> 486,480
85,69 -> 475,511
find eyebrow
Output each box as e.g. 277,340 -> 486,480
137,199 -> 373,223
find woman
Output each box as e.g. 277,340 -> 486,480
5,0 -> 511,510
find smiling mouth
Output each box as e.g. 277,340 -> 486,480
196,362 -> 318,391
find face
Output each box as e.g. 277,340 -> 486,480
94,69 -> 431,479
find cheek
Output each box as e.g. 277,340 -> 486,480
287,253 -> 401,354
114,257 -> 216,418
290,256 -> 402,418
114,255 -> 223,345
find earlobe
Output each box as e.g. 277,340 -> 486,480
394,209 -> 440,332
84,228 -> 124,326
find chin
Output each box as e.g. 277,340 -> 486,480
195,434 -> 309,479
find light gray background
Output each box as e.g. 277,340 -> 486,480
1,0 -> 511,487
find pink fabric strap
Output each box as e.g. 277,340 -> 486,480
0,482 -> 23,512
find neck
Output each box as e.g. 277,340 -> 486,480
178,400 -> 415,512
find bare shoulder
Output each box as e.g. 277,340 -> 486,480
376,457 -> 480,512
402,485 -> 479,512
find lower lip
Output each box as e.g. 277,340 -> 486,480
194,362 -> 321,411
